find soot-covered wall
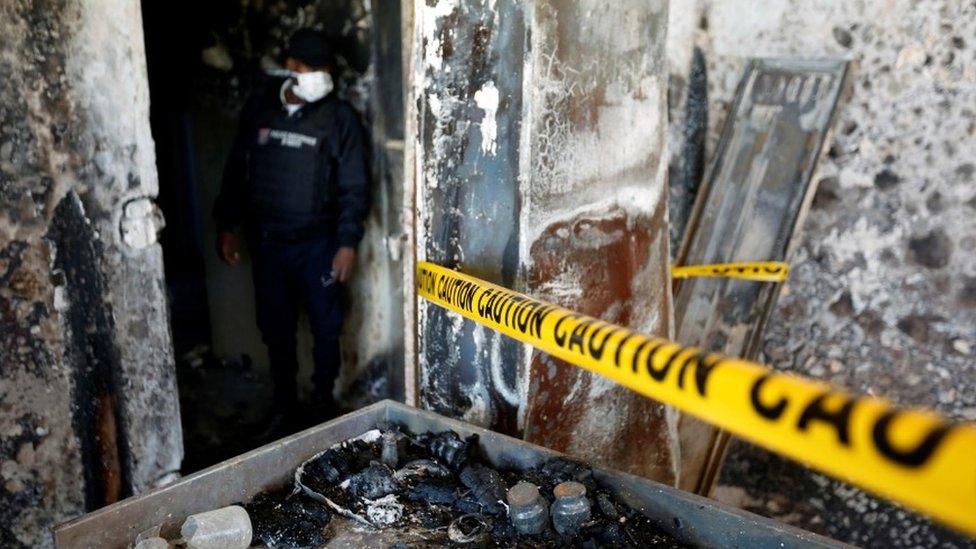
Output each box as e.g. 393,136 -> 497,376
0,0 -> 181,546
413,0 -> 675,481
669,1 -> 976,545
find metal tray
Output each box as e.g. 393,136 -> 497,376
55,400 -> 845,548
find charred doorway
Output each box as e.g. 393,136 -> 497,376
141,0 -> 406,473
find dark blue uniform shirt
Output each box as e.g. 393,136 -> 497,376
214,79 -> 369,248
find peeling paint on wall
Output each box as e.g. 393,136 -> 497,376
519,0 -> 675,483
414,0 -> 526,434
413,0 -> 675,481
474,81 -> 500,155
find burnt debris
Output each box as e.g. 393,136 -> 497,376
459,464 -> 507,514
245,426 -> 686,547
423,430 -> 478,471
244,487 -> 332,548
347,462 -> 399,500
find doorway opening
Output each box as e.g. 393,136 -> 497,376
141,0 -> 406,474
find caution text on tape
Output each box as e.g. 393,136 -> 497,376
416,261 -> 976,537
671,261 -> 790,282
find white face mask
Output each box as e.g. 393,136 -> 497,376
290,71 -> 333,102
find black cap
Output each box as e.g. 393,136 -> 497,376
284,29 -> 335,68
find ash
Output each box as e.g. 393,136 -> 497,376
245,426 -> 686,547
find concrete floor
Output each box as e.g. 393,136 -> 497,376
176,351 -> 272,474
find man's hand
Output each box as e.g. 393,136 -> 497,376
217,231 -> 242,266
332,247 -> 357,283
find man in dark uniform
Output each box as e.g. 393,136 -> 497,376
214,29 -> 368,436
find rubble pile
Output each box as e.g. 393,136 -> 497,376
244,426 -> 686,547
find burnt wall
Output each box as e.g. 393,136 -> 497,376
413,0 -> 675,481
668,1 -> 976,545
413,0 -> 527,432
520,0 -> 675,481
0,0 -> 181,546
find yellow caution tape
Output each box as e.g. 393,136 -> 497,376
416,261 -> 976,537
671,261 -> 790,282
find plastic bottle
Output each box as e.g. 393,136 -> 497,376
180,505 -> 252,549
506,481 -> 548,535
133,537 -> 168,549
381,430 -> 399,468
550,481 -> 591,535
